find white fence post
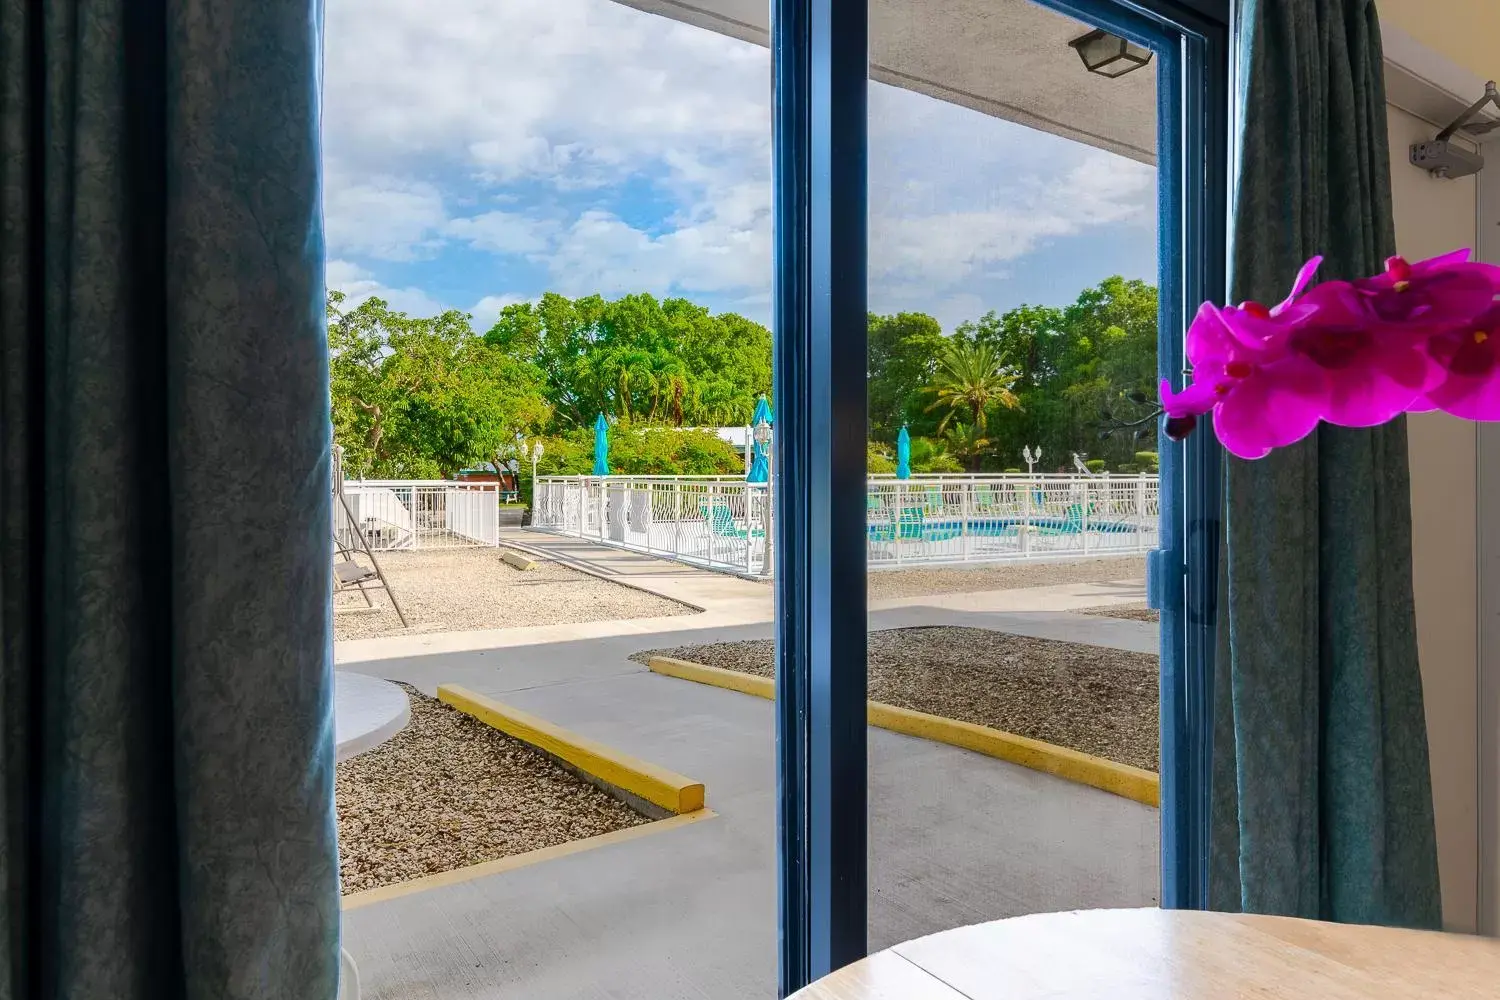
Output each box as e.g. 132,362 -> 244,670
961,481 -> 972,563
1136,477 -> 1147,552
1021,478 -> 1031,557
1082,480 -> 1092,556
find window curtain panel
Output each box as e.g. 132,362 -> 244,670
1209,0 -> 1442,927
0,1 -> 340,997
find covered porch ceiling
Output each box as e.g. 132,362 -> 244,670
613,0 -> 1159,164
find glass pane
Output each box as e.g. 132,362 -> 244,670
864,0 -> 1163,950
327,0 -> 780,994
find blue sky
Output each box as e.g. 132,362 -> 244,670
323,0 -> 1157,334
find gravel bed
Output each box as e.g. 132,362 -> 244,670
1079,604 -> 1159,623
864,556 -> 1146,601
636,626 -> 1158,771
335,683 -> 649,894
334,548 -> 692,642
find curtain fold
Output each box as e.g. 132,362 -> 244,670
1,0 -> 340,997
1209,0 -> 1442,927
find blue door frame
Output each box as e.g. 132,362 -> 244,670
771,0 -> 1230,993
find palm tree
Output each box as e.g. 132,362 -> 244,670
924,339 -> 1021,435
943,421 -> 992,473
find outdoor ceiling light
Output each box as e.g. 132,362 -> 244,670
1068,29 -> 1152,79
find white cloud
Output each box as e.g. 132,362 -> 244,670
870,149 -> 1155,293
323,173 -> 448,261
325,259 -> 449,317
470,293 -> 532,330
324,0 -> 767,185
322,0 -> 1155,321
443,211 -> 558,256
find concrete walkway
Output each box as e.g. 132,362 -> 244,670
335,529 -> 1149,664
339,538 -> 1159,999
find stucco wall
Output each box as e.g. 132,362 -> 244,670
1380,0 -> 1500,85
1389,103 -> 1479,933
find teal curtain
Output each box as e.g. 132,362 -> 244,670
1210,0 -> 1442,927
1,0 -> 340,997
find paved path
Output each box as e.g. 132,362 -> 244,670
339,536 -> 1160,999
335,530 -> 1149,664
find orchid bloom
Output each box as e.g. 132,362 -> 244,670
1352,250 -> 1498,331
1161,249 -> 1500,459
1164,302 -> 1324,459
1424,304 -> 1500,420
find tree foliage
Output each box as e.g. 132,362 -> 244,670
866,275 -> 1159,471
328,273 -> 1160,482
485,292 -> 772,430
329,292 -> 550,479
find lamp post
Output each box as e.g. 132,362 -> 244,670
753,417 -> 773,574
526,440 -> 543,519
1022,445 -> 1041,476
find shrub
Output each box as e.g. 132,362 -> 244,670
1086,458 -> 1106,474
1003,467 -> 1022,474
1116,463 -> 1139,474
1134,450 -> 1160,473
867,442 -> 896,474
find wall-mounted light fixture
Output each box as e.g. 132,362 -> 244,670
1068,29 -> 1152,79
1412,80 -> 1499,179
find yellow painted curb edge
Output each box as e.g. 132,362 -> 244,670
342,809 -> 716,911
650,655 -> 775,700
646,656 -> 1158,807
437,684 -> 706,815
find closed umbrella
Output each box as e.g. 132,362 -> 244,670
592,413 -> 610,476
896,424 -> 911,479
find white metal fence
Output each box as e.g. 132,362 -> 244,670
337,480 -> 501,551
530,474 -> 1158,576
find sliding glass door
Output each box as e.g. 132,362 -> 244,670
772,0 -> 1229,992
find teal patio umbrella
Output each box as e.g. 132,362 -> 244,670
592,413 -> 610,476
747,396 -> 772,483
896,424 -> 911,479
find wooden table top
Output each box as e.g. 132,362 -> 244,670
790,908 -> 1500,999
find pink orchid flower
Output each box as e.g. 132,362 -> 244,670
1163,302 -> 1324,459
1160,248 -> 1500,460
1424,304 -> 1500,420
1351,250 -> 1499,332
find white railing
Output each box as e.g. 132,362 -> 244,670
532,476 -> 772,576
530,474 -> 1158,576
337,480 -> 501,551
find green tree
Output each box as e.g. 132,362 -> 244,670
328,293 -> 549,479
867,312 -> 946,440
485,292 -> 771,432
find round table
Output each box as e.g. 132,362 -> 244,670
334,671 -> 410,1000
790,908 -> 1500,999
335,670 -> 410,762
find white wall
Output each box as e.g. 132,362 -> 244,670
1388,102 -> 1480,932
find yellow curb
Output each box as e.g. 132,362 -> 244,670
341,809 -> 716,910
500,548 -> 537,571
649,655 -> 775,700
437,684 -> 706,815
865,701 -> 1158,806
646,656 -> 1158,807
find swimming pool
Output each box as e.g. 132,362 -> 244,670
866,514 -> 1142,542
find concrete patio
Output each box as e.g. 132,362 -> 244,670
339,537 -> 1159,999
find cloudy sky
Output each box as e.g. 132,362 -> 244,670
323,0 -> 1157,333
